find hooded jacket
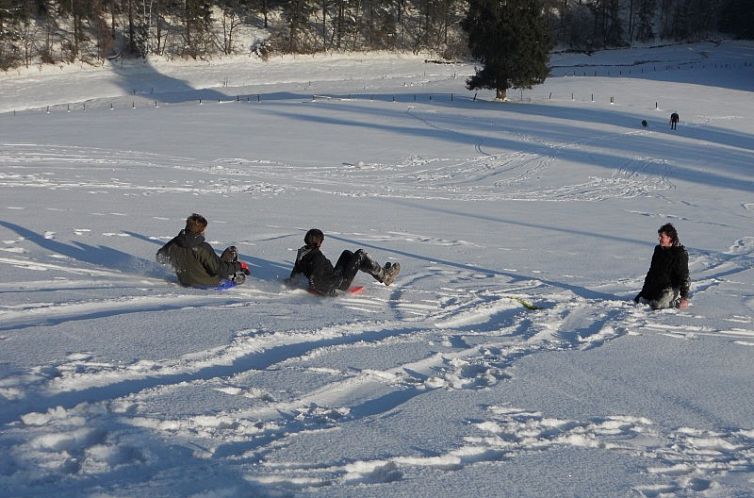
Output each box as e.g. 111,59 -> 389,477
157,230 -> 240,287
638,244 -> 690,301
289,245 -> 342,295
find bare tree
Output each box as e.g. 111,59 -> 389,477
218,0 -> 245,53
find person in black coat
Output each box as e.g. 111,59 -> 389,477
634,223 -> 690,310
669,112 -> 679,130
288,228 -> 400,296
157,213 -> 249,287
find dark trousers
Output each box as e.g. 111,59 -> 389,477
334,249 -> 381,290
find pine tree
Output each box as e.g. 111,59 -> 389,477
461,0 -> 553,101
635,0 -> 656,41
719,0 -> 754,39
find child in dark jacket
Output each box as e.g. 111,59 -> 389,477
157,213 -> 249,287
634,223 -> 690,309
288,228 -> 400,296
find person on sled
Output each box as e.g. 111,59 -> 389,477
287,228 -> 400,296
157,213 -> 250,287
634,223 -> 690,310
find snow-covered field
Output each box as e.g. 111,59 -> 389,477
1,41 -> 753,497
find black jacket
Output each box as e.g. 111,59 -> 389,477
156,230 -> 240,287
289,245 -> 342,295
638,244 -> 690,301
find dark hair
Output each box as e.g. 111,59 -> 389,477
658,223 -> 680,246
185,213 -> 208,234
304,228 -> 324,248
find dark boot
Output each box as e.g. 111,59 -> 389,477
232,272 -> 246,285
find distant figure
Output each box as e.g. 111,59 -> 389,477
634,223 -> 690,310
288,228 -> 400,296
641,119 -> 648,128
669,112 -> 679,130
157,213 -> 249,287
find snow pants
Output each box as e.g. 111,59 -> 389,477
641,287 -> 680,310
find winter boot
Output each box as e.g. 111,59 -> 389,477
232,271 -> 246,285
381,262 -> 401,286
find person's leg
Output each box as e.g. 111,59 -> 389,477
354,249 -> 400,286
334,250 -> 359,290
220,246 -> 246,285
650,287 -> 679,310
221,246 -> 238,262
334,249 -> 401,289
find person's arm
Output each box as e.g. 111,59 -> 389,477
288,246 -> 309,281
308,251 -> 339,294
675,248 -> 690,308
290,247 -> 306,278
156,236 -> 178,265
635,246 -> 660,302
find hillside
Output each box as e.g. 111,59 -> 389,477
1,41 -> 753,497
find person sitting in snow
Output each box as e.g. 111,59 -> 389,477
157,213 -> 249,287
634,223 -> 690,310
287,228 -> 400,296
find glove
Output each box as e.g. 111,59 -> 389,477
239,261 -> 250,275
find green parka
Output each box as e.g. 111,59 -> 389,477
157,230 -> 240,287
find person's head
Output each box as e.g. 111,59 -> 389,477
658,223 -> 680,248
304,228 -> 324,248
185,213 -> 208,234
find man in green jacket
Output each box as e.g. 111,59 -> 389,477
157,213 -> 249,287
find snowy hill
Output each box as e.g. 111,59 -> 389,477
1,41 -> 753,497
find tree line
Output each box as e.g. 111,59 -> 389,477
0,0 -> 752,70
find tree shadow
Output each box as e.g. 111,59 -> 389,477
255,100 -> 754,194
548,40 -> 754,92
106,57 -> 227,104
326,230 -> 621,302
0,220 -> 164,278
243,84 -> 754,157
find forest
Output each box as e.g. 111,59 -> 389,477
0,0 -> 752,69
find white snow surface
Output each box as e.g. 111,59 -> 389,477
1,41 -> 753,497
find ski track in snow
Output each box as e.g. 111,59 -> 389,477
1,133 -> 674,203
1,144 -> 753,495
2,248 -> 753,494
2,44 -> 754,495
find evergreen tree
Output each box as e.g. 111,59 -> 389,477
719,0 -> 753,39
634,0 -> 656,41
280,0 -> 317,52
461,0 -> 553,100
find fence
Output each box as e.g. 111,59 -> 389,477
7,58 -> 753,117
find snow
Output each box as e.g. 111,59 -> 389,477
1,40 -> 753,497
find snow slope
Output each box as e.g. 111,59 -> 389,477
1,41 -> 753,497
